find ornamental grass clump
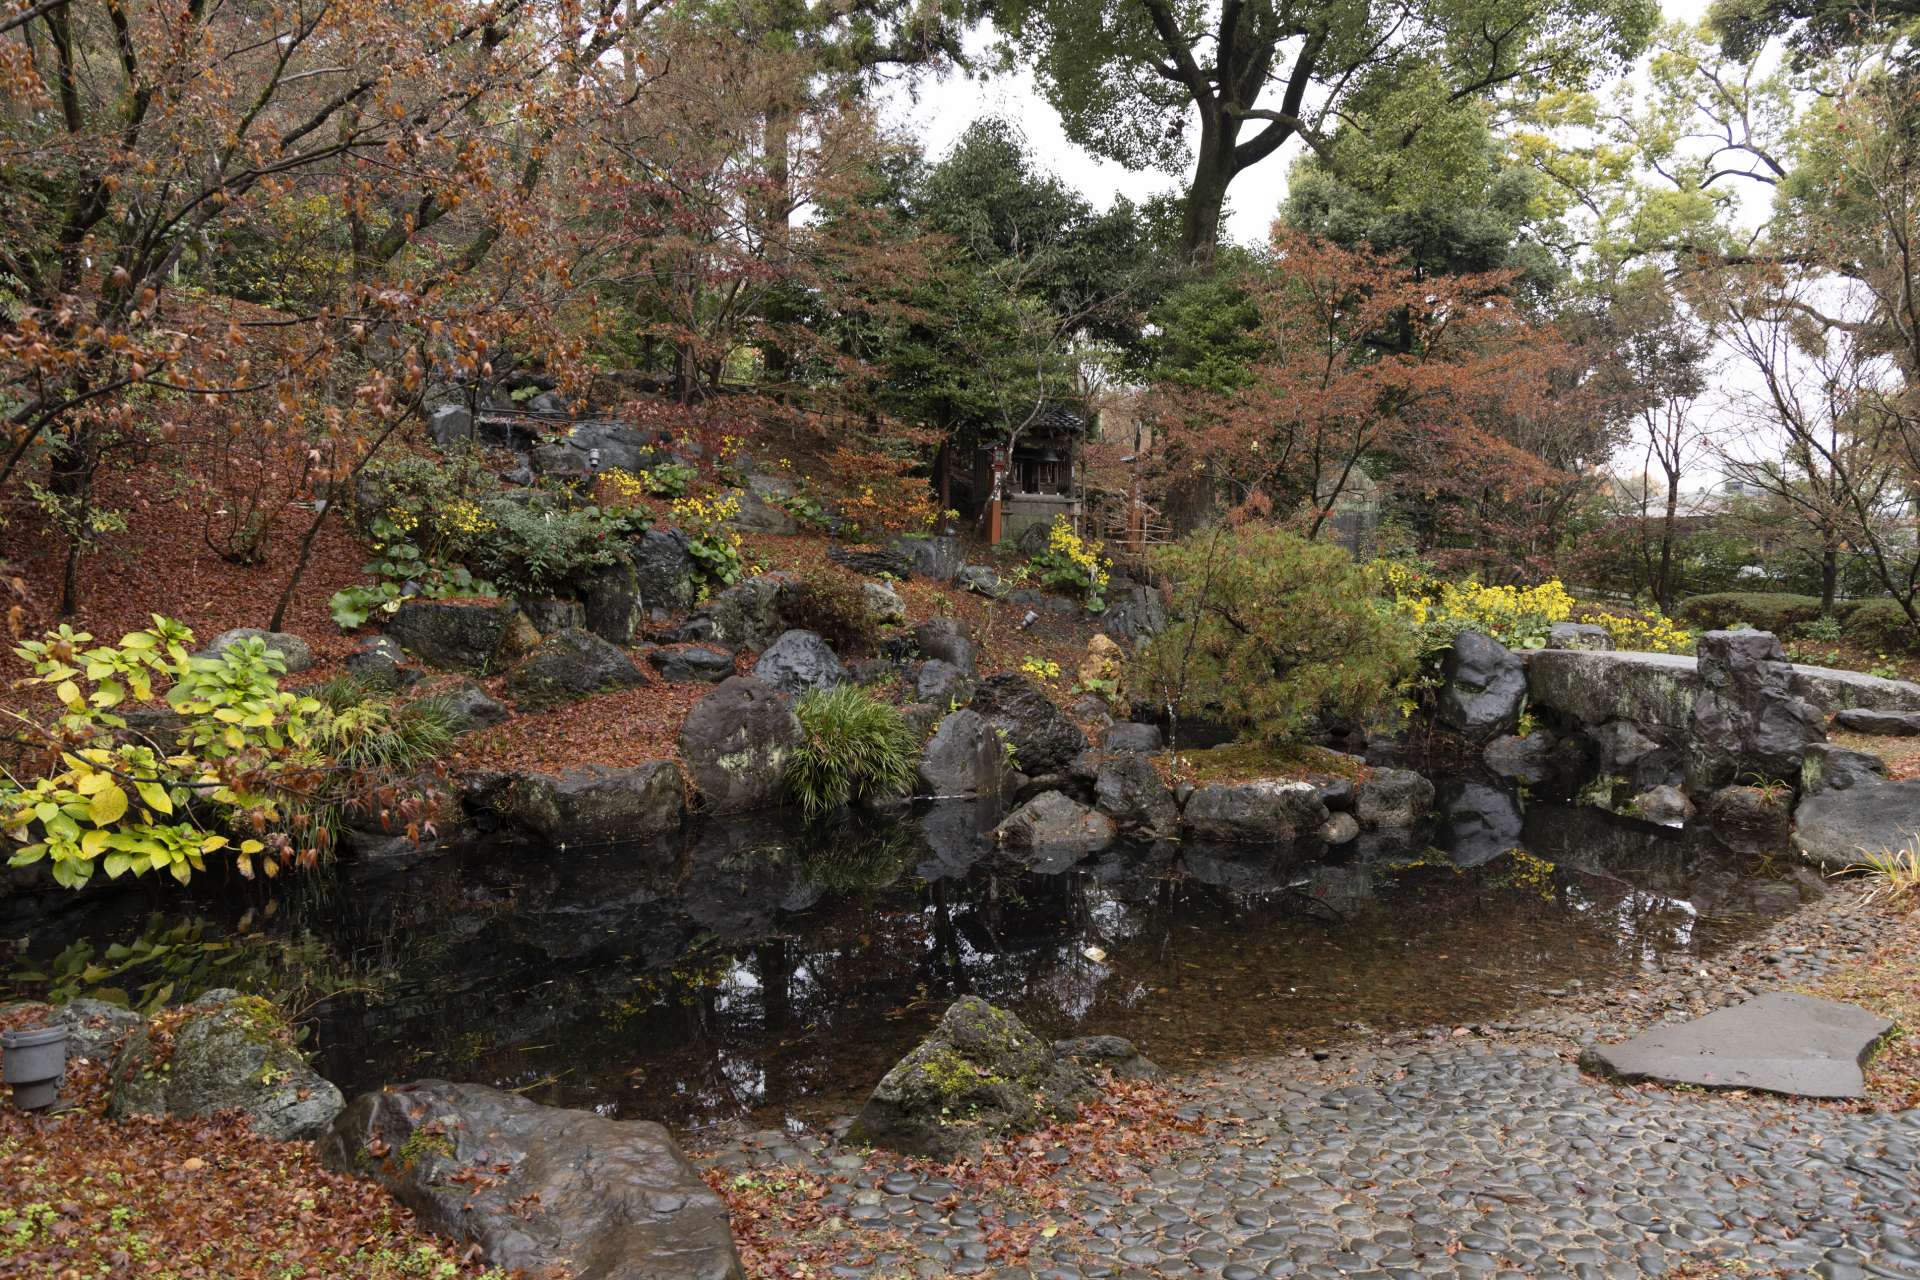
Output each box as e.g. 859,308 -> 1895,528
786,686 -> 919,819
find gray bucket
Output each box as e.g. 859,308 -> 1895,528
2,1024 -> 68,1111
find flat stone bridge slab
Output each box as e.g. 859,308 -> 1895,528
1528,647 -> 1920,729
1580,992 -> 1893,1099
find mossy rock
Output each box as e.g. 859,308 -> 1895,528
844,996 -> 1095,1159
108,989 -> 343,1141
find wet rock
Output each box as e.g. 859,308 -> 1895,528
344,636 -> 411,691
1687,630 -> 1825,793
995,791 -> 1116,857
1706,784 -> 1793,855
886,534 -> 964,582
970,673 -> 1087,774
628,529 -> 697,619
1484,733 -> 1555,784
437,680 -> 510,734
1631,784 -> 1694,826
1437,630 -> 1527,740
1101,721 -> 1162,753
387,600 -> 540,675
1581,993 -> 1891,1099
1091,753 -> 1178,837
1792,778 -> 1920,870
203,627 -> 314,673
1099,583 -> 1168,641
678,676 -> 802,813
648,644 -> 735,683
578,559 -> 644,645
860,580 -> 906,627
697,574 -> 790,650
497,763 -> 685,842
1184,779 -> 1328,843
917,709 -> 1012,798
845,997 -> 1096,1159
1317,776 -> 1356,810
321,1080 -> 743,1280
1800,741 -> 1887,796
912,617 -> 976,675
914,659 -> 974,707
1322,812 -> 1360,846
1832,706 -> 1920,736
1548,621 -> 1612,651
505,628 -> 647,709
751,629 -> 848,696
426,401 -> 474,448
1053,1035 -> 1163,1082
1527,648 -> 1699,731
110,991 -> 343,1141
1355,768 -> 1435,829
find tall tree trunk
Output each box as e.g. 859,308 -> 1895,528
1180,134 -> 1235,264
1657,473 -> 1679,615
1820,540 -> 1838,615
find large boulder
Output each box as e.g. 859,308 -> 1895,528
1355,768 -> 1436,829
203,627 -> 314,673
344,636 -> 411,691
677,676 -> 802,813
861,580 -> 907,626
844,997 -> 1097,1160
438,680 -> 511,734
994,791 -> 1116,857
505,628 -> 647,709
648,645 -> 736,683
1833,707 -> 1920,736
577,559 -> 645,645
1183,779 -> 1328,843
915,658 -> 974,707
1436,630 -> 1527,740
1053,1035 -> 1163,1082
1705,785 -> 1792,856
1101,722 -> 1163,753
109,991 -> 343,1141
47,998 -> 144,1063
917,709 -> 1013,798
1092,753 -> 1178,836
1548,622 -> 1612,651
387,600 -> 540,675
913,617 -> 977,675
1686,630 -> 1825,793
1801,742 -> 1888,796
728,483 -> 800,535
629,529 -> 697,619
1589,718 -> 1676,789
321,1080 -> 743,1280
497,763 -> 685,843
698,574 -> 788,650
970,673 -> 1087,775
1483,733 -> 1555,784
1792,779 -> 1920,871
1527,649 -> 1699,732
751,629 -> 848,695
1099,584 -> 1168,642
886,534 -> 965,582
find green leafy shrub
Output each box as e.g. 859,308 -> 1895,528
786,686 -> 919,819
461,494 -> 638,598
671,493 -> 750,589
640,461 -> 699,497
306,677 -> 459,771
1136,526 -> 1415,744
1,620 -> 439,889
1799,614 -> 1846,644
779,567 -> 879,656
1842,598 -> 1920,654
329,514 -> 491,630
1676,593 -> 1826,633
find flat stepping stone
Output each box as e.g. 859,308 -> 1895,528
1580,992 -> 1891,1099
1834,706 -> 1920,736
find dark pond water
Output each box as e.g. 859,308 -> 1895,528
3,782 -> 1799,1133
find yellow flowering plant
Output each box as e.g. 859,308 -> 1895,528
1580,606 -> 1693,655
1029,516 -> 1111,612
672,493 -> 751,588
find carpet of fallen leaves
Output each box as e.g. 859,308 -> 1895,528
1830,729 -> 1920,782
1800,903 -> 1920,1109
703,1077 -> 1201,1279
0,1003 -> 504,1280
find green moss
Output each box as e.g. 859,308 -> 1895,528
395,1129 -> 455,1171
1176,741 -> 1367,785
910,1048 -> 993,1098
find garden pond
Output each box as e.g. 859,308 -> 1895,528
3,782 -> 1805,1133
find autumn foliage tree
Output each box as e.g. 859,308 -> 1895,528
1150,229 -> 1593,574
0,0 -> 635,615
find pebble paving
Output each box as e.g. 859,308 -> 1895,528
697,898 -> 1920,1279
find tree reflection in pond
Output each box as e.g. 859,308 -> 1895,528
7,797 -> 1800,1131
